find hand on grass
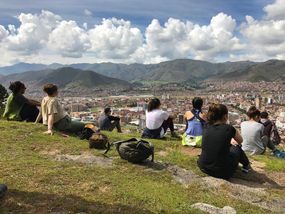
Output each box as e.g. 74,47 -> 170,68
44,130 -> 53,135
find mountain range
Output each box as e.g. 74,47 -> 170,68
0,67 -> 131,90
0,59 -> 284,87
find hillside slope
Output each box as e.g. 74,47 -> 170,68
0,121 -> 285,213
0,67 -> 131,90
211,60 -> 285,82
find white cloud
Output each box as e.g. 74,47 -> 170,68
88,18 -> 143,59
264,0 -> 285,20
84,9 -> 93,17
0,25 -> 9,41
240,1 -> 285,61
48,20 -> 91,58
133,13 -> 242,62
0,1 -> 285,66
5,10 -> 61,54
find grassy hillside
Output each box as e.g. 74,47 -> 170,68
0,121 -> 284,213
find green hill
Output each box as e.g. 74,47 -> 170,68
0,121 -> 284,213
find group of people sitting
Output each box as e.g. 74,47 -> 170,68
2,81 -> 285,183
141,97 -> 285,180
2,81 -> 122,136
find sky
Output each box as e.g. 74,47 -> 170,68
0,0 -> 284,66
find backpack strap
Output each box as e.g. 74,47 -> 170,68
104,138 -> 138,154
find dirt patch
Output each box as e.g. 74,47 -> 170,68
156,150 -> 169,157
54,154 -> 113,167
167,165 -> 199,186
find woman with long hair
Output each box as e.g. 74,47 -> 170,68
142,98 -> 179,139
198,103 -> 250,180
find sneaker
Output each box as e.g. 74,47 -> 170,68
0,184 -> 7,199
242,164 -> 252,173
273,150 -> 285,159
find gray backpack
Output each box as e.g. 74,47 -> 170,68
106,138 -> 154,163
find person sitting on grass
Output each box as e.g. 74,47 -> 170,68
182,97 -> 207,147
3,81 -> 41,122
35,84 -> 85,136
99,107 -> 122,133
260,111 -> 281,145
198,103 -> 251,180
241,106 -> 285,159
142,98 -> 180,139
0,184 -> 7,199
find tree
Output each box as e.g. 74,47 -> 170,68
0,84 -> 8,117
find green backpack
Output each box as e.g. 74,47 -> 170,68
106,138 -> 154,163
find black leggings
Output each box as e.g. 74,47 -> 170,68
200,145 -> 250,180
161,117 -> 175,133
20,103 -> 39,122
227,145 -> 250,178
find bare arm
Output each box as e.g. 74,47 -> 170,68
233,129 -> 243,145
28,99 -> 41,107
44,114 -> 54,135
35,110 -> 42,124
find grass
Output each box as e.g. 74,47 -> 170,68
0,120 -> 283,213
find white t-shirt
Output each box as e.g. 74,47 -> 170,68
146,109 -> 169,130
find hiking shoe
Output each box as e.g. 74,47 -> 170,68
0,184 -> 7,199
242,164 -> 252,173
273,150 -> 285,159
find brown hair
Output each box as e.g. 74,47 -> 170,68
9,81 -> 25,94
207,103 -> 228,125
247,106 -> 260,119
43,84 -> 58,96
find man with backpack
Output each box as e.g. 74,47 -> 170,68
260,111 -> 281,145
182,97 -> 207,147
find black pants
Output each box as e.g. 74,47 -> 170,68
227,145 -> 250,178
161,117 -> 175,133
200,145 -> 250,180
20,103 -> 39,122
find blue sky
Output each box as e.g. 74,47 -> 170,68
0,0 -> 272,29
0,0 -> 284,65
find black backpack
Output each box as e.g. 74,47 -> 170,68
106,138 -> 154,163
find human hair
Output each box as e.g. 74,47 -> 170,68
9,81 -> 25,94
260,111 -> 269,119
148,98 -> 161,112
207,103 -> 228,125
247,106 -> 260,119
104,107 -> 111,114
43,84 -> 58,96
192,97 -> 203,110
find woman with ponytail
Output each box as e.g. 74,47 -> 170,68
198,103 -> 250,180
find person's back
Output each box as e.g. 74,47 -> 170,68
3,93 -> 25,120
198,103 -> 250,180
261,119 -> 273,138
99,114 -> 111,130
185,110 -> 205,136
198,123 -> 236,176
241,121 -> 265,154
146,109 -> 169,130
41,96 -> 67,125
